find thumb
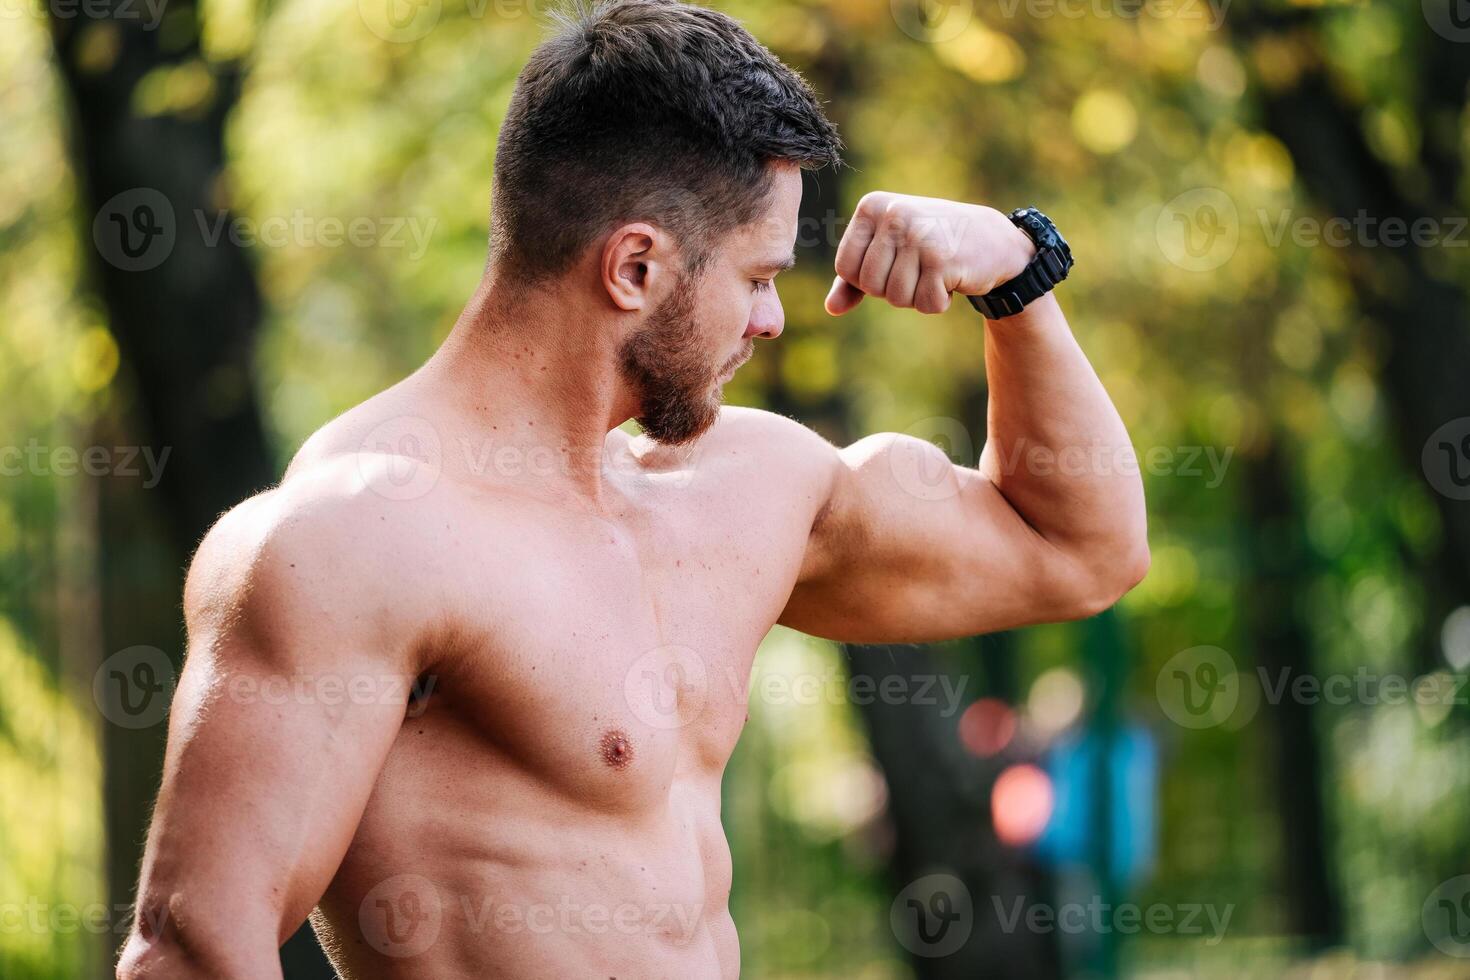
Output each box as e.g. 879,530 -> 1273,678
825,276 -> 865,316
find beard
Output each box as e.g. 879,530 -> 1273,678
618,274 -> 746,446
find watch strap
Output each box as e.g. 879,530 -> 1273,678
967,207 -> 1073,319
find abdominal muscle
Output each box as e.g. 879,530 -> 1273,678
310,713 -> 740,980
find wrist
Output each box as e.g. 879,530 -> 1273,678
1000,221 -> 1038,283
967,207 -> 1073,320
990,291 -> 1061,333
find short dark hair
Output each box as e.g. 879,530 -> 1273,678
489,0 -> 842,281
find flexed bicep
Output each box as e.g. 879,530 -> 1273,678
780,432 -> 1114,644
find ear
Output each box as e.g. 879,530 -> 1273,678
600,222 -> 670,312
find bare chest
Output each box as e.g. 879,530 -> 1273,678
405,485 -> 806,808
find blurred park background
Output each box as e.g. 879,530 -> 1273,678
4,0 -> 1470,976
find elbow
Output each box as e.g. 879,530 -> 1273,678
1067,538 -> 1151,620
1118,538 -> 1152,595
117,933 -> 175,980
116,903 -> 279,980
117,931 -> 211,980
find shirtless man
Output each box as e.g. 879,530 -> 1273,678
115,1 -> 1148,976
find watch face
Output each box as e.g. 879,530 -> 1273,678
1010,208 -> 1072,271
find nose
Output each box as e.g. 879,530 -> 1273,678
745,293 -> 784,340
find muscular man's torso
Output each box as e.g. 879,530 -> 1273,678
288,383 -> 829,979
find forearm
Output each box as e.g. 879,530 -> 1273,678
978,293 -> 1148,571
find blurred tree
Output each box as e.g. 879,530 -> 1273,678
848,635 -> 1064,979
1241,438 -> 1343,946
1233,3 -> 1470,641
44,3 -> 331,976
1229,4 -> 1470,928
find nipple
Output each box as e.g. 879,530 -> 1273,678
600,729 -> 634,770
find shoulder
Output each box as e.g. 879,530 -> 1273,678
184,453 -> 453,666
701,406 -> 840,470
694,406 -> 845,528
627,405 -> 842,500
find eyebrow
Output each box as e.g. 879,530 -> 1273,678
755,252 -> 798,275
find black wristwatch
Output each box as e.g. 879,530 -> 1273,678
966,207 -> 1073,320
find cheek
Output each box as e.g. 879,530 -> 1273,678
702,283 -> 754,337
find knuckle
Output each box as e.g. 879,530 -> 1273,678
856,191 -> 891,215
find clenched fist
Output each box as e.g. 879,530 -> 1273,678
824,192 -> 1038,316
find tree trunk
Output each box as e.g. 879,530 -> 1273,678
1231,5 -> 1470,617
47,7 -> 331,976
1240,438 -> 1343,945
846,638 -> 1062,978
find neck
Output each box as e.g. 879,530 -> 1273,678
423,270 -> 642,504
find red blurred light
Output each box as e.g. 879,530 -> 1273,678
959,698 -> 1016,758
991,764 -> 1054,847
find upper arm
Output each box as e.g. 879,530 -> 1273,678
779,431 -> 1111,643
124,484 -> 424,971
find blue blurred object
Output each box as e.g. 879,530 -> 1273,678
1033,725 -> 1158,885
